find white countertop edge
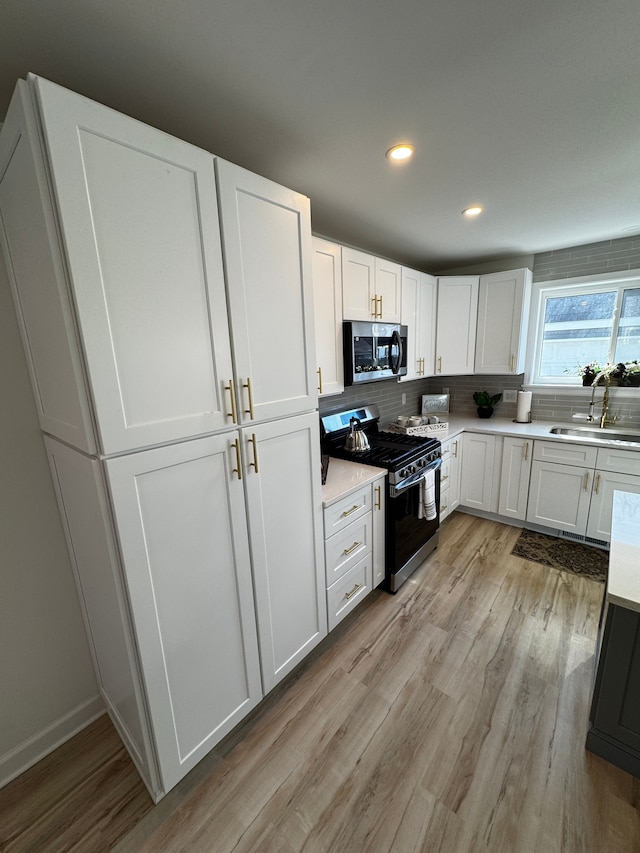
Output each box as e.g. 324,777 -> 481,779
321,458 -> 387,508
608,491 -> 640,613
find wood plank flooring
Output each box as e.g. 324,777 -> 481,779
2,513 -> 639,852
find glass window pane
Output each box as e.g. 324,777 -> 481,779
539,291 -> 615,378
614,287 -> 640,363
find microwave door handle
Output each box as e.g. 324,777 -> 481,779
390,329 -> 403,374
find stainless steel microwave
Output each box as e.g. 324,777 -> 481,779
343,321 -> 408,385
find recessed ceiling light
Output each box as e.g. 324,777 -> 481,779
462,206 -> 483,217
386,144 -> 415,162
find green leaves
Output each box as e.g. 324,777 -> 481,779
473,390 -> 503,408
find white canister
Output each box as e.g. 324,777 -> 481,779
409,416 -> 422,427
397,416 -> 409,427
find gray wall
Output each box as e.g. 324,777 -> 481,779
0,252 -> 100,787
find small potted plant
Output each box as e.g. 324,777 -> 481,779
575,362 -> 602,386
592,362 -> 627,386
624,361 -> 640,387
473,390 -> 502,419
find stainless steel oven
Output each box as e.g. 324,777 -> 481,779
320,405 -> 441,593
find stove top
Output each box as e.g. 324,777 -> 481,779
320,404 -> 441,483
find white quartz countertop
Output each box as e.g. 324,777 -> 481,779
608,491 -> 640,613
321,458 -> 386,508
418,416 -> 640,451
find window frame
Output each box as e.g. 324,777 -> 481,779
525,268 -> 640,389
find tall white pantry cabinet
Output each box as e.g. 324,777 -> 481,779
0,76 -> 327,800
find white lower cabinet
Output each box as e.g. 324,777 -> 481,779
323,475 -> 386,630
460,433 -> 502,514
372,475 -> 386,587
242,413 -> 327,693
498,436 -> 532,521
526,441 -> 640,542
440,436 -> 461,521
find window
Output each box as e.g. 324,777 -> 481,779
529,272 -> 640,385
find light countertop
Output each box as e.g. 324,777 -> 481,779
321,458 -> 386,508
608,491 -> 640,613
401,416 -> 640,451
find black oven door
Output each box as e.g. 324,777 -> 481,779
386,460 -> 441,593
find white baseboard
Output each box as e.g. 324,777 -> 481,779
0,694 -> 105,789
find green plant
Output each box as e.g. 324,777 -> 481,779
473,390 -> 502,408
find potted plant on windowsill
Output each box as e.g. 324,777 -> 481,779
623,361 -> 640,387
473,390 -> 502,419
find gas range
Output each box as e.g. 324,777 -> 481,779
320,405 -> 441,487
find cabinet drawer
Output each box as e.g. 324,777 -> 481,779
533,440 -> 597,467
323,484 -> 371,537
596,446 -> 640,477
327,554 -> 372,631
325,514 -> 372,585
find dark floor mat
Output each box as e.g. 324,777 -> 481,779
511,528 -> 607,583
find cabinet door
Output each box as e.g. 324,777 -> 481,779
374,257 -> 401,322
33,76 -> 234,455
435,277 -> 479,375
105,435 -> 262,794
498,436 -> 532,521
242,412 -> 327,693
216,160 -> 317,424
312,238 -> 344,397
342,246 -> 375,320
401,268 -> 420,380
372,476 -> 386,587
440,436 -> 461,521
587,471 -> 640,542
401,269 -> 436,380
475,269 -> 532,374
526,460 -> 592,534
0,82 -> 98,454
460,433 -> 497,512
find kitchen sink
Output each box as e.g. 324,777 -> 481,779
549,426 -> 640,445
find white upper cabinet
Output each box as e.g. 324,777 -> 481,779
0,82 -> 98,454
475,269 -> 532,374
435,276 -> 479,375
32,76 -> 235,455
216,161 -> 317,424
311,238 -> 344,397
401,267 -> 436,380
342,247 -> 401,322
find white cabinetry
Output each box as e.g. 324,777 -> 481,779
475,269 -> 532,375
322,469 -> 386,628
460,432 -> 502,514
440,436 -> 462,521
311,238 -> 344,397
498,436 -> 532,521
216,161 -> 318,423
342,246 -> 401,322
401,268 -> 436,380
324,484 -> 374,630
0,76 -> 325,800
526,441 -> 597,536
372,474 -> 386,587
435,276 -> 479,375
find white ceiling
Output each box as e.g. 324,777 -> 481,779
2,0 -> 640,271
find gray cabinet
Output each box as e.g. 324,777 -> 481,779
587,602 -> 640,778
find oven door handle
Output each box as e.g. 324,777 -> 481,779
391,457 -> 442,495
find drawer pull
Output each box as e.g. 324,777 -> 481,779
441,503 -> 448,512
341,504 -> 362,518
345,582 -> 363,600
343,541 -> 362,556
441,474 -> 449,483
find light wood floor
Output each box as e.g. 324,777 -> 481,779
2,514 -> 639,852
